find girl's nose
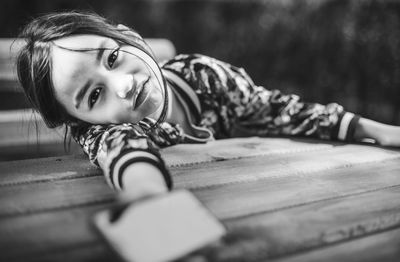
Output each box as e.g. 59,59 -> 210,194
116,74 -> 134,99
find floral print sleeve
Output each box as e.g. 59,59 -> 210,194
162,54 -> 360,141
71,122 -> 173,191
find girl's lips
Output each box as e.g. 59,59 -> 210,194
133,76 -> 151,110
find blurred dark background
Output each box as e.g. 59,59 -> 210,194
2,0 -> 400,124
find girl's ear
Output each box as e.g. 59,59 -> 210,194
117,24 -> 143,39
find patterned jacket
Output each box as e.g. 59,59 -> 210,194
72,54 -> 360,191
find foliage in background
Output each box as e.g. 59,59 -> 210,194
2,0 -> 400,124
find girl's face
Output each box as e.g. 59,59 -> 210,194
50,34 -> 164,124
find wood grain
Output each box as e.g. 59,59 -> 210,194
0,137 -> 333,184
225,186 -> 400,259
0,154 -> 100,186
1,138 -> 400,261
0,205 -> 109,261
272,227 -> 400,262
2,146 -> 399,218
0,176 -> 113,217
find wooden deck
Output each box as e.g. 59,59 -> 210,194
1,137 -> 400,261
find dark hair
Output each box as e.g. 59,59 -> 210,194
17,11 -> 155,129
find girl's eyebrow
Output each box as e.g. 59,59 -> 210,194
74,79 -> 92,109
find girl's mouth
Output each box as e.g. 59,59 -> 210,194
133,76 -> 151,110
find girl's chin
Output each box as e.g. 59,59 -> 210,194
135,100 -> 164,122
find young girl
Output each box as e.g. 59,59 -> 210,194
17,11 -> 400,202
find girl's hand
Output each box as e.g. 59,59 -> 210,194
354,118 -> 400,147
119,162 -> 169,203
375,125 -> 400,147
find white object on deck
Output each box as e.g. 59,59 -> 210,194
93,190 -> 226,262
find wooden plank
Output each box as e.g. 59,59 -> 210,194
1,138 -> 400,261
0,154 -> 100,186
22,243 -> 115,262
0,176 -> 113,217
2,185 -> 399,261
1,146 -> 399,218
190,156 -> 400,220
0,204 -> 114,261
0,109 -> 81,160
171,144 -> 400,190
0,143 -> 81,161
224,186 -> 400,259
3,137 -> 393,185
272,227 -> 400,262
162,137 -> 334,167
2,174 -> 400,261
0,110 -> 67,147
0,86 -> 29,110
0,137 -> 332,184
0,139 -> 399,215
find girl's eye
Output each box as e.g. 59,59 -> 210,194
89,87 -> 102,108
107,48 -> 120,68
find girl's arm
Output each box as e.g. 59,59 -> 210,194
119,162 -> 169,202
163,54 -> 400,146
163,54 -> 357,142
354,118 -> 400,147
72,123 -> 172,200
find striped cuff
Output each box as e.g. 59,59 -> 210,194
334,112 -> 361,142
108,149 -> 172,191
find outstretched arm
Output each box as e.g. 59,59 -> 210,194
120,162 -> 168,202
162,54 -> 400,147
72,123 -> 172,201
163,54 -> 358,142
354,118 -> 400,147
